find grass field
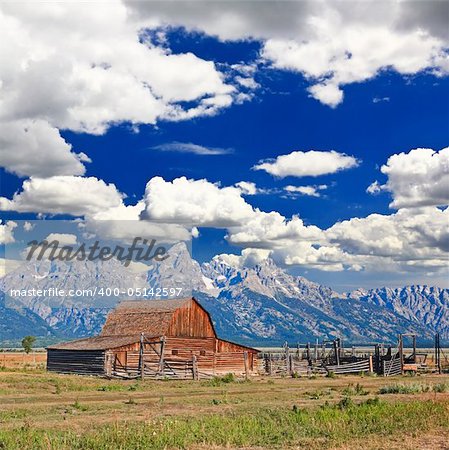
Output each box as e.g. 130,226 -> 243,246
0,351 -> 46,369
0,366 -> 449,449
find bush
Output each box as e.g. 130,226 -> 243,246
337,396 -> 354,409
364,397 -> 381,406
378,383 -> 431,395
206,373 -> 236,386
72,400 -> 88,412
342,383 -> 369,396
433,383 -> 449,393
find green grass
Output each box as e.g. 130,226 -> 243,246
378,382 -> 449,395
0,399 -> 448,449
202,372 -> 238,387
342,383 -> 369,396
96,382 -> 140,392
433,382 -> 449,393
72,400 -> 89,412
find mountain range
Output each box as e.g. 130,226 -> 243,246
1,243 -> 448,346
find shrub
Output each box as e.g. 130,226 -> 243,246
72,400 -> 88,412
205,373 -> 236,387
364,397 -> 381,406
342,383 -> 369,396
337,396 -> 354,409
433,383 -> 449,393
378,383 -> 431,395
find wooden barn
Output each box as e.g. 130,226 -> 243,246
47,298 -> 259,379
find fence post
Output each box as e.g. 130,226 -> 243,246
192,355 -> 199,380
333,339 -> 340,366
435,333 -> 442,374
398,334 -> 404,374
412,334 -> 417,363
284,342 -> 290,375
158,336 -> 166,375
368,355 -> 373,374
244,351 -> 249,379
139,333 -> 144,380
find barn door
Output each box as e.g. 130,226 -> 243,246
114,351 -> 127,370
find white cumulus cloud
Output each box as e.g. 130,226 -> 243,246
379,147 -> 449,209
0,120 -> 90,178
128,0 -> 449,107
0,220 -> 17,244
253,150 -> 359,178
44,233 -> 78,246
0,176 -> 124,216
0,1 -> 242,178
284,185 -> 328,197
142,177 -> 255,227
234,181 -> 258,195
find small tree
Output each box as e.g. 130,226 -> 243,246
21,335 -> 36,354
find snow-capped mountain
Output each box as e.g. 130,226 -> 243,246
0,256 -> 145,338
348,285 -> 449,342
1,243 -> 447,344
197,255 -> 442,345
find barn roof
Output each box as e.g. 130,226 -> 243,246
100,298 -> 193,337
47,334 -> 141,351
47,298 -> 259,353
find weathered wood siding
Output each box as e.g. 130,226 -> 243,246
216,339 -> 256,353
106,336 -> 258,377
47,349 -> 105,375
165,336 -> 215,353
167,299 -> 216,338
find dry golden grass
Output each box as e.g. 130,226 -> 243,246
0,352 -> 46,369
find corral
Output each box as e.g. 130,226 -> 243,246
260,334 -> 448,377
47,298 -> 258,379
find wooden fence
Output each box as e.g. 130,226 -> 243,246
260,344 -> 375,376
325,358 -> 372,375
382,357 -> 402,376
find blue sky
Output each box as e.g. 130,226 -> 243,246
0,1 -> 448,290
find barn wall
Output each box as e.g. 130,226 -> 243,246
47,349 -> 105,375
165,336 -> 215,354
167,300 -> 216,338
214,352 -> 253,375
106,336 -> 258,377
164,337 -> 255,376
216,339 -> 257,353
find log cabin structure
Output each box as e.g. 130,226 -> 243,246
47,298 -> 258,379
